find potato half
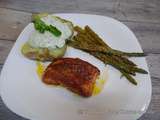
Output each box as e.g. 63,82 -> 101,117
21,14 -> 73,61
21,42 -> 67,61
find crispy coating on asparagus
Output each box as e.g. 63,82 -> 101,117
67,25 -> 148,85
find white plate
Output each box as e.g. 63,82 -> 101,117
0,14 -> 151,120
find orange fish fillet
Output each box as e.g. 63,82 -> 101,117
42,58 -> 100,97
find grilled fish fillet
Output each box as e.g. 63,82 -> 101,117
42,58 -> 100,97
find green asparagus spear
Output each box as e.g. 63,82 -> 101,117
84,25 -> 145,57
71,35 -> 137,66
120,70 -> 137,85
111,49 -> 146,57
68,25 -> 148,85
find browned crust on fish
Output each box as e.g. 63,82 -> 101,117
42,58 -> 100,97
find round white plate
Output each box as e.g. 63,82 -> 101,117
0,14 -> 151,120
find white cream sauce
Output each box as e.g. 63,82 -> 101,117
28,15 -> 72,49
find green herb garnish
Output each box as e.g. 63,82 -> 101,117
34,19 -> 46,33
33,19 -> 62,37
47,25 -> 62,37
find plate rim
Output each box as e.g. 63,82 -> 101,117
0,13 -> 152,120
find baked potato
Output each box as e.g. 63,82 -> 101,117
21,42 -> 67,61
21,14 -> 73,61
